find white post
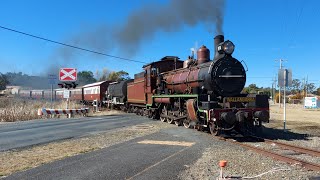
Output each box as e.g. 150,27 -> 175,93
283,70 -> 286,131
51,84 -> 53,109
66,98 -> 71,118
66,98 -> 69,109
279,60 -> 282,108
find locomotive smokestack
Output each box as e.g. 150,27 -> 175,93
214,35 -> 224,59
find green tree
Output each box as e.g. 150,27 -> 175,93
107,70 -> 130,81
306,83 -> 315,94
77,71 -> 96,85
245,84 -> 260,93
315,87 -> 320,95
290,79 -> 301,94
0,73 -> 9,90
95,68 -> 110,81
116,70 -> 130,81
241,87 -> 250,93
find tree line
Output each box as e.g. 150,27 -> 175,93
77,69 -> 130,86
242,79 -> 320,98
1,72 -> 319,97
0,69 -> 131,90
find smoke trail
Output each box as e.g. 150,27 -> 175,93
56,0 -> 225,60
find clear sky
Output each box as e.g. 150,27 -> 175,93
0,0 -> 319,87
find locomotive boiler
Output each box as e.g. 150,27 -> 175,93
162,35 -> 246,97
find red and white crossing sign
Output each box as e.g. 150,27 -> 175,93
59,68 -> 77,81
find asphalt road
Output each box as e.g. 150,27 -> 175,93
0,113 -> 149,151
5,125 -> 215,180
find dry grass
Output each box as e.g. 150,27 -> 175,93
270,103 -> 320,124
0,98 -> 84,122
268,103 -> 320,136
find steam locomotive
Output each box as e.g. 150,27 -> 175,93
107,35 -> 269,135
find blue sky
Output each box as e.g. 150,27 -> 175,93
0,0 -> 319,87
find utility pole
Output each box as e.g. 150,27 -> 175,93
283,69 -> 287,131
302,77 -> 306,98
276,59 -> 286,107
271,82 -> 274,102
306,75 -> 308,97
272,77 -> 277,104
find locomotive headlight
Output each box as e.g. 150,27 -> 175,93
223,40 -> 235,55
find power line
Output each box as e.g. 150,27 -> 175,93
0,25 -> 147,64
247,77 -> 274,79
288,0 -> 306,47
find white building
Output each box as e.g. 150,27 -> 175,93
304,97 -> 320,109
4,86 -> 21,95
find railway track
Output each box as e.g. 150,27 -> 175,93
219,135 -> 320,171
258,137 -> 320,157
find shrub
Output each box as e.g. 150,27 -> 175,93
0,98 -> 84,122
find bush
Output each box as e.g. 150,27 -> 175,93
275,93 -> 289,103
0,98 -> 84,122
290,93 -> 304,100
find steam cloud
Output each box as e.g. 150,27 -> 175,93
56,0 -> 225,60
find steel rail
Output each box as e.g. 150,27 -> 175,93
218,137 -> 320,171
248,135 -> 320,157
231,140 -> 320,171
264,139 -> 320,157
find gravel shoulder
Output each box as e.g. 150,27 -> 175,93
179,142 -> 320,180
180,103 -> 320,179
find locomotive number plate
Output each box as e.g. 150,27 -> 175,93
225,97 -> 256,102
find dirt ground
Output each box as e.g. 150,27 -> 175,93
267,103 -> 320,137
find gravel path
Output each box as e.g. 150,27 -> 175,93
241,138 -> 320,165
179,135 -> 320,179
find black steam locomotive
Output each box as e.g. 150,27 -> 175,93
107,35 -> 269,136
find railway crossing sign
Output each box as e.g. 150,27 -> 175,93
59,68 -> 77,82
278,69 -> 292,87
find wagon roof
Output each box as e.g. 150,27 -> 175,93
82,81 -> 113,88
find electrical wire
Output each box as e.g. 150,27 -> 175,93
218,166 -> 292,179
0,25 -> 147,64
288,0 -> 307,47
242,167 -> 291,179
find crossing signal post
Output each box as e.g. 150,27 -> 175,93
57,68 -> 78,118
48,74 -> 57,108
57,82 -> 78,117
278,69 -> 292,131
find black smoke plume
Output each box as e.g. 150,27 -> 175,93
56,0 -> 225,60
